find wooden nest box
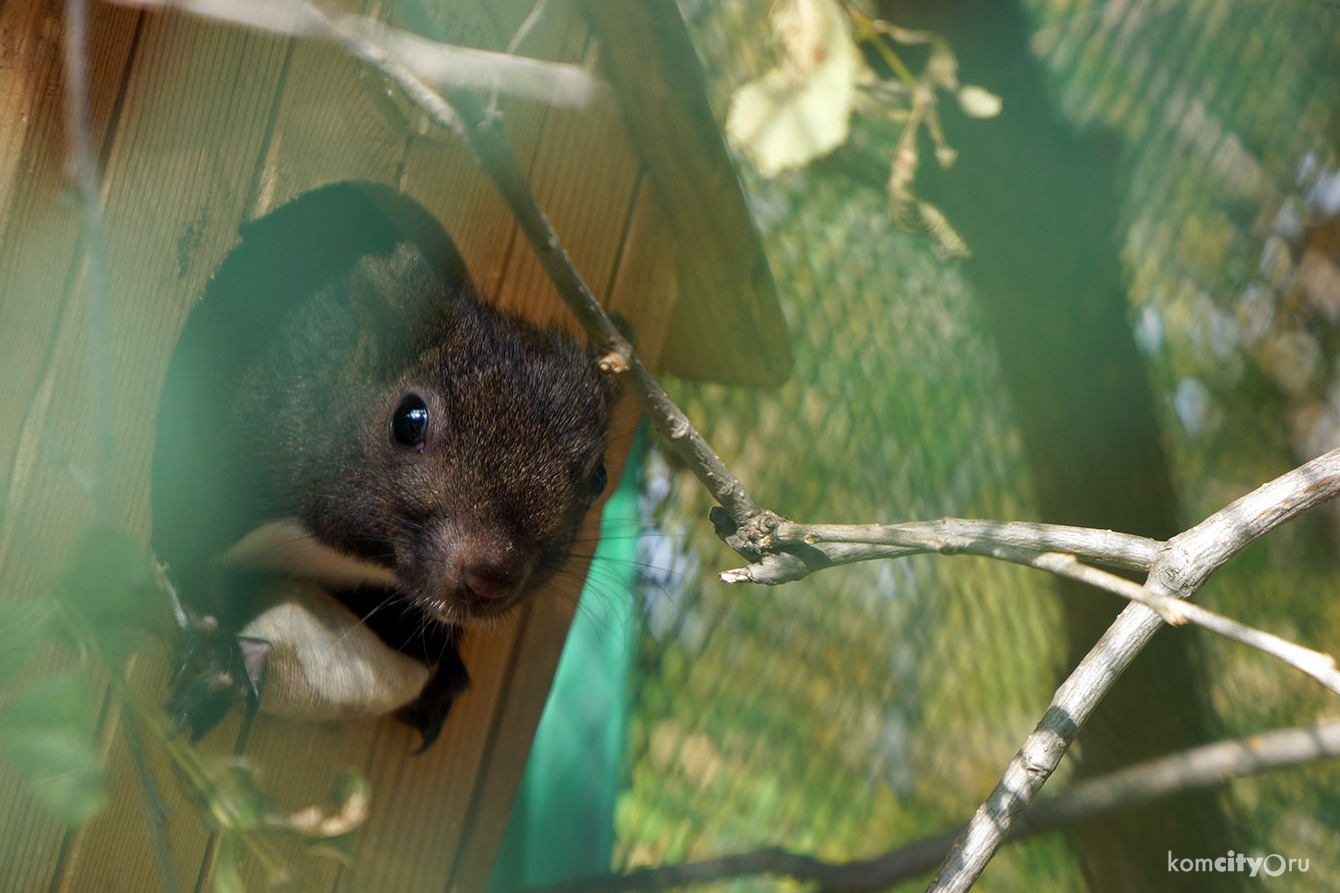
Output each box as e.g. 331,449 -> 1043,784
0,0 -> 789,890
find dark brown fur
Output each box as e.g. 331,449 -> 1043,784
155,242 -> 616,745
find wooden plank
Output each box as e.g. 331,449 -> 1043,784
605,177 -> 680,372
0,1 -> 74,229
333,623 -> 523,893
247,36 -> 402,218
449,177 -> 671,892
0,0 -> 140,567
399,137 -> 520,301
34,8 -> 293,891
0,6 -> 142,893
448,397 -> 640,893
334,5 -> 642,892
494,34 -> 643,329
396,0 -> 594,302
582,0 -> 792,386
2,1 -> 678,890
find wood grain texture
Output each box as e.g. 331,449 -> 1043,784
583,0 -> 792,386
397,1 -> 579,307
492,29 -> 642,328
248,36 -> 401,219
0,5 -> 141,893
605,177 -> 680,372
0,0 -> 778,889
37,7 -> 292,891
0,0 -> 140,567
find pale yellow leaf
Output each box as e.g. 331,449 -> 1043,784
726,0 -> 866,177
957,84 -> 1004,119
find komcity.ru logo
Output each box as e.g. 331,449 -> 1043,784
1168,851 -> 1310,878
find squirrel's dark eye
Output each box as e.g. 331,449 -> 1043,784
390,394 -> 430,451
586,461 -> 608,501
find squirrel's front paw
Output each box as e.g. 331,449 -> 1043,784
398,646 -> 470,753
166,614 -> 268,742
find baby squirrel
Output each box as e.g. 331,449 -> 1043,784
152,238 -> 618,748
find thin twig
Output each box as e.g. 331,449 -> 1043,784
490,0 -> 554,115
81,6 -> 1340,888
506,0 -> 553,55
123,708 -> 183,893
64,0 -> 112,520
927,447 -> 1340,893
293,2 -> 769,526
721,518 -> 1160,582
107,0 -> 608,109
1027,552 -> 1340,694
725,513 -> 1340,693
789,519 -> 1160,570
503,719 -> 1340,893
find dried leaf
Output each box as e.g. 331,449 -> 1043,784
726,0 -> 868,176
958,84 -> 1003,119
926,41 -> 960,90
286,770 -> 370,839
916,201 -> 972,258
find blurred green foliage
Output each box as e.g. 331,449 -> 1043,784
0,526 -> 170,827
0,669 -> 105,826
615,0 -> 1340,890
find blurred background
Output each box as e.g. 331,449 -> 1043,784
508,1 -> 1340,891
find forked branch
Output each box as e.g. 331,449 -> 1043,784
111,7 -> 1340,893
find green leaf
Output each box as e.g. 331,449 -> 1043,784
203,757 -> 270,833
302,833 -> 356,866
0,670 -> 106,824
54,525 -> 171,658
212,833 -> 246,893
0,598 -> 57,680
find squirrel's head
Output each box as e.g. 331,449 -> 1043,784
305,244 -> 620,625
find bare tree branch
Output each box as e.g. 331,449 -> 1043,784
65,0 -> 113,519
1020,552 -> 1340,695
784,519 -> 1161,571
720,516 -> 1170,588
722,519 -> 1160,583
96,6 -> 1340,890
107,0 -> 609,109
280,2 -> 773,527
928,447 -> 1340,893
502,719 -> 1340,893
725,510 -> 1340,694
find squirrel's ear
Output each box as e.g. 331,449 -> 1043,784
350,243 -> 444,344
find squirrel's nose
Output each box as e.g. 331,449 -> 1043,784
461,559 -> 523,602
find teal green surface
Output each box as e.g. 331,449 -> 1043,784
489,427 -> 643,890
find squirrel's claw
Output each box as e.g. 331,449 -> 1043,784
398,647 -> 470,754
166,615 -> 269,741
